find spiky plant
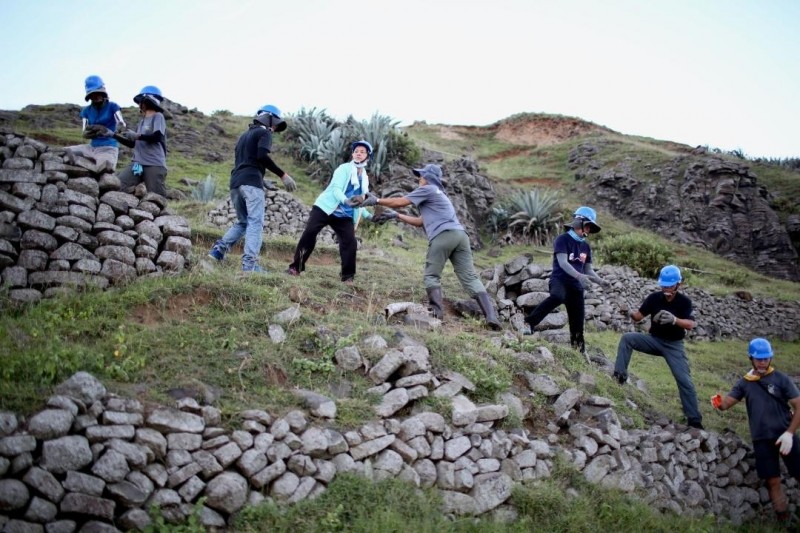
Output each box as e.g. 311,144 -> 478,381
292,108 -> 338,163
190,175 -> 218,202
317,129 -> 347,177
346,113 -> 399,177
508,189 -> 561,245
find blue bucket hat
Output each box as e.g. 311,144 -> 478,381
412,164 -> 443,190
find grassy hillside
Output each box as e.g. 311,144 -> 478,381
1,106 -> 799,531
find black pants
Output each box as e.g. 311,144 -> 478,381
524,277 -> 585,336
290,206 -> 357,281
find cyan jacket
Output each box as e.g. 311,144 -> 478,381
313,162 -> 373,225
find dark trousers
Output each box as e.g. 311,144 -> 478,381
290,206 -> 357,281
525,277 -> 585,336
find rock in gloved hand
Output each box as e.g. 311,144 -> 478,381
119,129 -> 139,142
83,124 -> 110,139
345,195 -> 364,207
652,310 -> 677,325
359,192 -> 379,207
371,209 -> 398,224
577,275 -> 592,290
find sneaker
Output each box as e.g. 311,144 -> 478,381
343,278 -> 354,286
522,325 -> 533,336
613,371 -> 627,385
243,264 -> 267,273
687,420 -> 704,430
208,248 -> 224,261
286,267 -> 299,276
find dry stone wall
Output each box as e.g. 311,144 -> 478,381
0,326 -> 796,531
0,133 -> 192,305
481,255 -> 800,342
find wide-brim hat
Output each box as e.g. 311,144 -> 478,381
84,88 -> 108,101
134,93 -> 164,113
412,164 -> 444,190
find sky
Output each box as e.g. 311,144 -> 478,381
0,0 -> 798,158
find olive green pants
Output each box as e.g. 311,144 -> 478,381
423,229 -> 485,297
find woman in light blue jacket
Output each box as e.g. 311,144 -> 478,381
287,140 -> 373,283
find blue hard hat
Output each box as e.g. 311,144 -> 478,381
254,104 -> 287,132
565,206 -> 601,233
748,338 -> 773,359
351,140 -> 373,158
84,75 -> 107,101
658,265 -> 682,287
133,85 -> 164,112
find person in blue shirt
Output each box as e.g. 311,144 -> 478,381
351,164 -> 502,330
64,75 -> 125,174
712,338 -> 800,524
208,105 -> 296,273
523,206 -> 607,352
286,140 -> 374,284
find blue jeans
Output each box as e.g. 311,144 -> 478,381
614,332 -> 702,425
212,185 -> 265,270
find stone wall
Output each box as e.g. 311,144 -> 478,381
0,326 -> 796,531
0,133 -> 192,305
481,255 -> 800,342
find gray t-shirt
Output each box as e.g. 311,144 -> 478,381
133,113 -> 167,168
405,185 -> 464,241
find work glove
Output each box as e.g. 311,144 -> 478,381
83,124 -> 112,139
345,194 -> 364,207
577,275 -> 592,290
776,432 -> 795,455
359,192 -> 379,207
652,310 -> 677,325
593,276 -> 610,288
119,129 -> 139,142
711,394 -> 722,410
281,174 -> 297,192
371,209 -> 398,224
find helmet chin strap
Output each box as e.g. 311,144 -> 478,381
354,160 -> 368,169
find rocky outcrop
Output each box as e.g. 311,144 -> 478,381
569,143 -> 799,281
0,133 -> 193,305
479,255 -> 800,342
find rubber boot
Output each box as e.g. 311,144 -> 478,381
426,287 -> 444,319
475,292 -> 503,331
570,332 -> 586,354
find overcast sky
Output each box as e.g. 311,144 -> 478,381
1,0 -> 797,158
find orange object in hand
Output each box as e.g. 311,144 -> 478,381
711,394 -> 723,410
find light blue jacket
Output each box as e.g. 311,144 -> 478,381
313,162 -> 372,225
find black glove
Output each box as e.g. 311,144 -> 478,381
371,209 -> 398,224
652,310 -> 677,325
359,193 -> 379,207
345,195 -> 364,207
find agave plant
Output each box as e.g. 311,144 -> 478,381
190,175 -> 217,202
292,107 -> 338,162
317,129 -> 347,177
507,188 -> 561,245
345,113 -> 399,177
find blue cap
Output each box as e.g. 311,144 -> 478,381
412,164 -> 443,190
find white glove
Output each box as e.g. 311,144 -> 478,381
776,432 -> 794,455
577,275 -> 592,290
281,174 -> 297,192
652,310 -> 677,325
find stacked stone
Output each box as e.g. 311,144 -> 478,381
482,254 -> 800,342
0,133 -> 192,305
205,189 -> 336,245
2,328 -> 796,530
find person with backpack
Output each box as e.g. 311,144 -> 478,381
64,75 -> 126,174
711,338 -> 800,524
208,105 -> 296,273
613,264 -> 704,429
115,85 -> 169,197
523,206 -> 607,352
286,140 -> 374,284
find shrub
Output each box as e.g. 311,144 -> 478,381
507,188 -> 561,245
189,175 -> 218,202
211,109 -> 232,117
596,234 -> 673,278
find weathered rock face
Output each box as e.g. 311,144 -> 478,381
0,133 -> 193,305
481,255 -> 800,342
570,142 -> 799,281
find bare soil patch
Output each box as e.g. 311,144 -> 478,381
131,287 -> 214,326
493,116 -> 613,146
